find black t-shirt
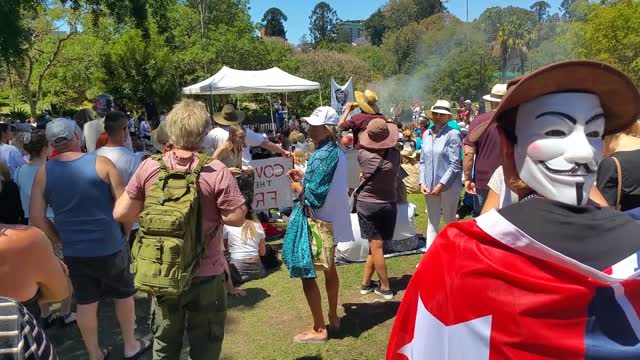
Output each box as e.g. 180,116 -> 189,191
498,198 -> 640,271
0,180 -> 23,224
596,150 -> 640,211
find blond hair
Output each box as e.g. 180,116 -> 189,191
293,148 -> 306,165
289,130 -> 302,145
166,99 -> 212,150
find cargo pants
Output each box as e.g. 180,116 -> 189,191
151,275 -> 227,360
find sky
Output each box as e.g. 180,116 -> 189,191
248,0 -> 564,44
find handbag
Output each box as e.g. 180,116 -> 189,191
612,156 -> 623,210
350,150 -> 388,213
306,206 -> 335,271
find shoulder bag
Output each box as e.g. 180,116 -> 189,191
349,149 -> 388,213
612,156 -> 623,210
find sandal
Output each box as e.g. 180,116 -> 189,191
124,338 -> 152,360
101,348 -> 111,360
293,330 -> 328,344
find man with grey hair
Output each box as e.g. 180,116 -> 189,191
31,118 -> 150,360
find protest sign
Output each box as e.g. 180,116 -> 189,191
331,78 -> 355,117
250,157 -> 293,210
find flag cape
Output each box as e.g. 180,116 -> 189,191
388,209 -> 640,360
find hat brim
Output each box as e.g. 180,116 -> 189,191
358,123 -> 399,150
482,94 -> 503,102
213,110 -> 245,126
302,116 -> 337,127
355,91 -> 380,115
428,109 -> 453,116
150,123 -> 170,153
494,61 -> 640,136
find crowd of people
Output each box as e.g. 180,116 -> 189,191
1,59 -> 640,359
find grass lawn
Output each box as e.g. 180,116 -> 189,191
48,194 -> 431,359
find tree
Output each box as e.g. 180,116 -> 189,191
308,2 -> 340,44
261,7 -> 287,39
430,45 -> 498,102
530,1 -> 551,22
9,4 -> 82,118
383,0 -> 445,31
577,0 -> 640,86
415,0 -> 446,21
560,0 -> 577,20
365,8 -> 386,46
490,10 -> 537,81
0,0 -> 43,63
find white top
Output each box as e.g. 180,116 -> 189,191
202,126 -> 265,165
224,221 -> 265,260
84,117 -> 133,152
95,146 -> 141,183
312,150 -> 354,244
0,144 -> 26,179
96,146 -> 142,229
139,120 -> 151,137
487,166 -> 519,208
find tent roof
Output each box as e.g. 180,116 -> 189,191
182,66 -> 320,95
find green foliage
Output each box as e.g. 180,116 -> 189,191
0,0 -> 43,63
261,7 -> 287,39
530,1 -> 551,22
560,0 -> 577,20
308,2 -> 340,44
577,0 -> 640,85
383,0 -> 445,31
365,8 -> 386,46
100,27 -> 177,108
430,45 -> 499,103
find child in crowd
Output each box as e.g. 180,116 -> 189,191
224,210 -> 267,283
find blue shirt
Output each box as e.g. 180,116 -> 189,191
419,124 -> 462,190
44,153 -> 125,257
415,137 -> 422,150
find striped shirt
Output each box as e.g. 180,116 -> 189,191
0,297 -> 57,360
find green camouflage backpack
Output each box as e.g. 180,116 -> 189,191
131,153 -> 210,297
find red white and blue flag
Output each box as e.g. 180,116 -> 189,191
388,209 -> 640,360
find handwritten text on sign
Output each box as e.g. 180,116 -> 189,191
250,157 -> 293,210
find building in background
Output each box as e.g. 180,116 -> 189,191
337,20 -> 366,45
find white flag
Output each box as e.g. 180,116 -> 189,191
331,78 -> 355,117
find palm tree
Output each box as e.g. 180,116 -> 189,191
491,27 -> 509,82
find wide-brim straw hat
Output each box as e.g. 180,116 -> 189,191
151,121 -> 169,152
400,148 -> 418,159
483,83 -> 508,102
493,60 -> 640,136
428,100 -> 453,116
213,104 -> 245,126
359,118 -> 399,149
355,90 -> 380,115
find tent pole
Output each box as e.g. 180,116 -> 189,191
210,90 -> 214,117
269,95 -> 274,132
319,86 -> 322,106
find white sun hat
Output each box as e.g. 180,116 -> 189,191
429,100 -> 453,115
483,83 -> 508,103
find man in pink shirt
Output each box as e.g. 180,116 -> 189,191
114,99 -> 246,360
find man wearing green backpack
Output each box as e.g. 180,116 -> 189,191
114,99 -> 247,360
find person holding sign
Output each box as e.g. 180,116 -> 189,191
283,106 -> 353,344
212,124 -> 255,207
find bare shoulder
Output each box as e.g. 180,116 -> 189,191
0,225 -> 49,254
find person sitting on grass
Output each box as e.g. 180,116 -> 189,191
224,209 -> 267,283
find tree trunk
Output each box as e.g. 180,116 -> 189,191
520,53 -> 526,75
501,53 -> 508,82
25,85 -> 37,119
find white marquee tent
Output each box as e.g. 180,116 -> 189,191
182,66 -> 321,129
182,66 -> 320,95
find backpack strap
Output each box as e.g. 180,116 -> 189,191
153,153 -> 168,183
192,153 -> 210,177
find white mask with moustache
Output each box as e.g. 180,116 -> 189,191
514,92 -> 605,206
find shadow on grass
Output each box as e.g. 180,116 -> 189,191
227,287 -> 271,309
47,294 -> 152,359
296,356 -> 323,360
331,275 -> 412,340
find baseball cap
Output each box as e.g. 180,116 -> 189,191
46,118 -> 77,147
303,106 -> 339,126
